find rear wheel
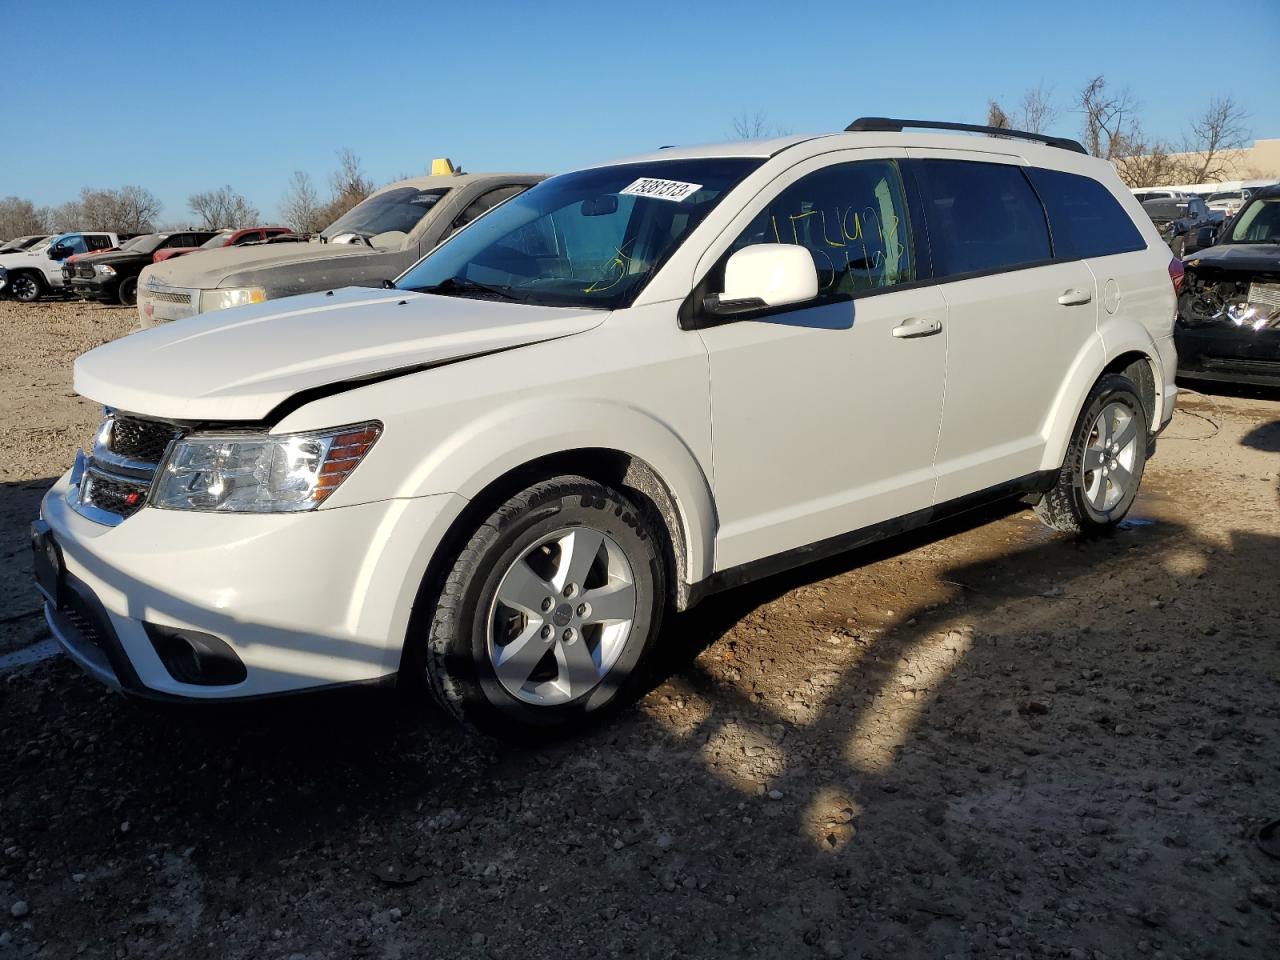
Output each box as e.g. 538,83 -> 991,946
417,476 -> 666,738
1034,374 -> 1148,534
118,276 -> 138,306
1169,234 -> 1185,258
9,271 -> 44,303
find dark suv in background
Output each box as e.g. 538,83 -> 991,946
1142,196 -> 1214,257
69,231 -> 217,305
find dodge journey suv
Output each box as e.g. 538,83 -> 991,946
35,118 -> 1179,737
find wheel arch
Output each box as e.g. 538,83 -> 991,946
1040,335 -> 1163,472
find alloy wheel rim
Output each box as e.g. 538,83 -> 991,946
13,276 -> 35,300
486,526 -> 637,706
1080,401 -> 1139,515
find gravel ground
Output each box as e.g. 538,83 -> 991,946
0,298 -> 1277,959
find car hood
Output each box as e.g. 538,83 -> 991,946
79,249 -> 147,267
74,286 -> 608,422
1184,243 -> 1280,274
143,241 -> 384,289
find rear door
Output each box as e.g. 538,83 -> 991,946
911,153 -> 1099,502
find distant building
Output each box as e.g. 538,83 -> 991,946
1166,138 -> 1280,182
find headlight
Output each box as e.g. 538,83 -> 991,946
95,264 -> 116,276
151,422 -> 381,513
199,286 -> 267,313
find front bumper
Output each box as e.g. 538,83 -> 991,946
70,276 -> 120,302
1176,323 -> 1280,386
38,472 -> 466,700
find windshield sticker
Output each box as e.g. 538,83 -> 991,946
620,178 -> 703,203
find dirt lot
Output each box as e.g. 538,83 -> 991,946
0,299 -> 1277,960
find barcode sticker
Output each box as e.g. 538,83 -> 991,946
619,178 -> 703,203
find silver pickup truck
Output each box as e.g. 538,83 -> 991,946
138,163 -> 544,326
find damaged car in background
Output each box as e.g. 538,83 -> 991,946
137,160 -> 544,327
1177,183 -> 1280,386
1141,196 -> 1214,258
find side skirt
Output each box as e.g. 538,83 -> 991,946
687,470 -> 1058,606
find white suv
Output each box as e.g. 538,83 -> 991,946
35,118 -> 1179,737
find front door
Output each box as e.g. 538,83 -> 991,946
695,153 -> 948,571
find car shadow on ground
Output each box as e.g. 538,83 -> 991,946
4,483 -> 1277,957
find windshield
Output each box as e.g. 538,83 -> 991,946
1143,200 -> 1187,219
200,233 -> 232,249
396,158 -> 763,309
1208,192 -> 1241,203
123,234 -> 165,254
1228,197 -> 1280,244
322,186 -> 449,240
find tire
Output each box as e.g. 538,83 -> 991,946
1034,374 -> 1148,534
9,271 -> 44,303
1169,235 -> 1185,258
417,476 -> 666,738
118,276 -> 138,307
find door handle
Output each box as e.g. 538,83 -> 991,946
1057,288 -> 1092,306
891,317 -> 943,339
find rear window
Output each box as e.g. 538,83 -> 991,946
919,160 -> 1051,277
1029,168 -> 1146,259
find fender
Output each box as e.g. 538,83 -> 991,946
397,398 -> 718,587
1039,322 -> 1162,473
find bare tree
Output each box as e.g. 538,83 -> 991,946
0,197 -> 47,238
318,148 -> 375,228
1112,133 -> 1184,188
280,171 -> 324,234
1017,83 -> 1059,134
47,200 -> 84,232
986,100 -> 1011,129
114,185 -> 162,233
1077,75 -> 1140,160
1178,96 -> 1251,182
730,110 -> 791,140
188,186 -> 260,229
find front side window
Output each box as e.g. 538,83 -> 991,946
397,159 -> 761,309
322,187 -> 450,241
1027,168 -> 1146,259
920,160 -> 1051,277
724,159 -> 916,297
55,235 -> 89,256
1229,197 -> 1280,244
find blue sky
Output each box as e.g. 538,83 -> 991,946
7,0 -> 1279,223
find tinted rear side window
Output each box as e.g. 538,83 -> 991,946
1029,168 -> 1146,259
919,160 -> 1050,277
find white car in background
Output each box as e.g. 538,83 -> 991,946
36,117 -> 1179,738
0,231 -> 122,301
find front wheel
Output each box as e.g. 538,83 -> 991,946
9,272 -> 44,303
118,276 -> 138,306
417,476 -> 666,738
1034,374 -> 1148,534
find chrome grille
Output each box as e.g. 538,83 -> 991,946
76,263 -> 96,279
69,413 -> 184,525
108,416 -> 181,463
81,470 -> 148,520
145,290 -> 191,305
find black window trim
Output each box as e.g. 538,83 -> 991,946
680,157 -> 929,330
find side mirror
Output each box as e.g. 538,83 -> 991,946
48,244 -> 69,260
703,244 -> 819,317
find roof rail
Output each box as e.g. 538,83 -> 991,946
845,117 -> 1087,155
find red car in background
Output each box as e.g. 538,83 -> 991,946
151,226 -> 296,263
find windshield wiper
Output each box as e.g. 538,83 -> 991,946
412,276 -> 526,301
